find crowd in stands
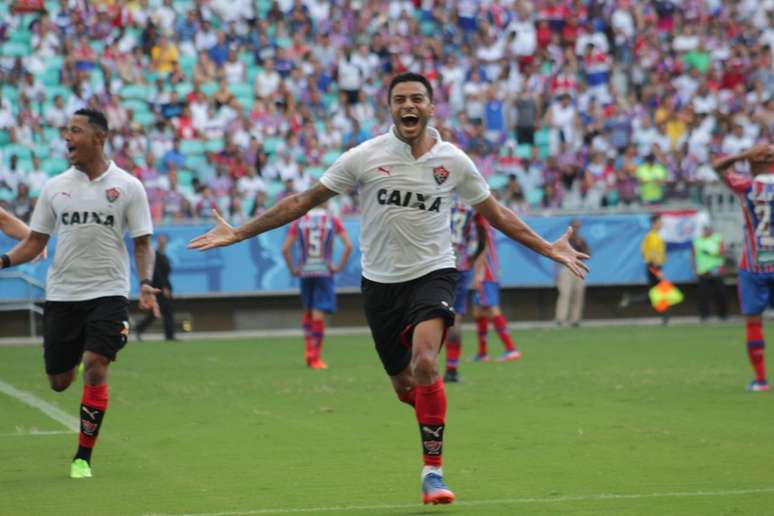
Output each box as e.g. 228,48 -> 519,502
1,0 -> 774,224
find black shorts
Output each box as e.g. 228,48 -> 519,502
361,268 -> 458,376
43,296 -> 129,375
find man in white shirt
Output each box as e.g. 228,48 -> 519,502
188,73 -> 589,505
0,109 -> 158,480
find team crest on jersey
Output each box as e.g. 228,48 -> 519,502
105,187 -> 120,203
433,166 -> 449,185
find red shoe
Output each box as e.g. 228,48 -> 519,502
308,359 -> 328,369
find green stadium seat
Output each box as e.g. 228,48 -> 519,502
265,180 -> 285,203
34,143 -> 50,159
516,143 -> 532,159
238,52 -> 254,66
133,111 -> 157,126
180,139 -> 206,155
16,158 -> 33,172
306,166 -> 325,179
43,157 -> 69,177
236,95 -> 253,109
45,85 -> 71,102
204,139 -> 224,153
175,82 -> 193,97
262,137 -> 282,155
177,169 -> 194,187
2,41 -> 31,58
0,132 -> 10,146
322,150 -> 339,167
3,144 -> 32,163
119,84 -> 151,100
179,54 -> 197,76
201,82 -> 219,96
9,30 -> 32,45
246,64 -> 263,84
229,82 -> 252,98
1,85 -> 18,104
121,99 -> 150,113
525,188 -> 544,207
41,66 -> 61,87
487,174 -> 508,191
43,126 -> 59,142
0,189 -> 15,203
185,154 -> 208,172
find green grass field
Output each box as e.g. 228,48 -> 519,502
1,324 -> 774,516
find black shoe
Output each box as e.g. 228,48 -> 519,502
443,369 -> 460,383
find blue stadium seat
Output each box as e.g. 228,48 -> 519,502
0,132 -> 10,146
262,137 -> 282,155
322,150 -> 339,167
175,82 -> 194,97
229,82 -> 252,98
8,30 -> 31,45
201,82 -> 219,96
177,169 -> 194,187
306,166 -> 325,179
121,99 -> 150,113
41,66 -> 61,87
45,85 -> 71,102
516,144 -> 532,159
34,143 -> 50,159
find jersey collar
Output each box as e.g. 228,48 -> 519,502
76,160 -> 115,183
388,125 -> 442,161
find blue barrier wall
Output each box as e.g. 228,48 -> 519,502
0,213 -> 696,300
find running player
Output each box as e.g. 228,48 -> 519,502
470,213 -> 521,362
0,109 -> 158,478
443,198 -> 483,383
189,72 -> 589,504
712,143 -> 774,392
282,204 -> 352,369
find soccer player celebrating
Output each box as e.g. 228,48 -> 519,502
470,213 -> 522,362
443,198 -> 483,383
282,203 -> 352,369
712,143 -> 774,392
189,72 -> 589,504
0,109 -> 158,478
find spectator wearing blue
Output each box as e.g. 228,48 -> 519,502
484,86 -> 506,145
208,32 -> 230,68
161,138 -> 186,173
175,10 -> 199,51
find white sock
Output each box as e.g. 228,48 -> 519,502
422,465 -> 443,479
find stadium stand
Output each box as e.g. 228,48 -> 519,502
0,0 -> 772,229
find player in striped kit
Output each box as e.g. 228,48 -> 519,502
712,144 -> 774,391
471,213 -> 521,362
443,199 -> 484,383
282,204 -> 352,369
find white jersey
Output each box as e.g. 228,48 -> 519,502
30,161 -> 153,301
320,127 -> 490,283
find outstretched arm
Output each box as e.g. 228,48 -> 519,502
188,182 -> 338,250
472,195 -> 590,278
0,207 -> 31,241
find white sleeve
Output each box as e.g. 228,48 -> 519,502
29,182 -> 56,235
126,180 -> 154,238
454,152 -> 491,206
319,146 -> 360,194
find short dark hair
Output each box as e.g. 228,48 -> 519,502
650,214 -> 661,225
387,72 -> 433,103
74,108 -> 109,133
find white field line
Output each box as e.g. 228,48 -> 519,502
0,430 -> 74,437
147,486 -> 774,516
0,378 -> 79,432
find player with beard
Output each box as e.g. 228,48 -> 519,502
0,109 -> 158,479
189,72 -> 589,504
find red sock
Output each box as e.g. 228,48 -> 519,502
415,378 -> 446,467
398,387 -> 417,407
445,334 -> 461,371
311,319 -> 325,361
78,384 -> 108,449
302,313 -> 313,362
747,320 -> 766,382
491,314 -> 515,351
476,317 -> 488,355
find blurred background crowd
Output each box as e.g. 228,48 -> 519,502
1,0 -> 773,224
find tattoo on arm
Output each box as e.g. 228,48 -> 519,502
235,183 -> 338,242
